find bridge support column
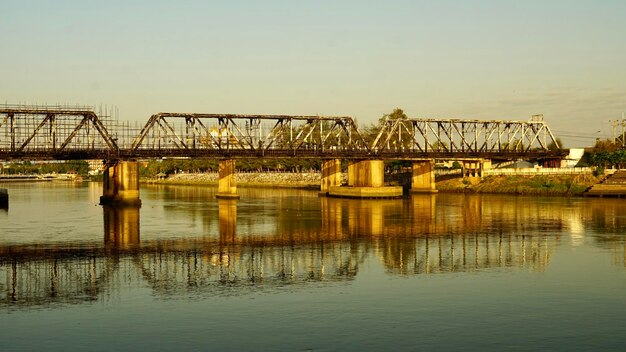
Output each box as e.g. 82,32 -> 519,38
100,161 -> 141,206
411,160 -> 437,194
329,159 -> 402,198
347,161 -> 357,186
462,159 -> 491,178
320,159 -> 342,196
353,159 -> 384,187
216,159 -> 240,199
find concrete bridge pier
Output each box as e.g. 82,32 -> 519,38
320,159 -> 342,196
462,159 -> 491,178
216,159 -> 240,199
329,159 -> 402,198
411,160 -> 437,194
100,161 -> 141,206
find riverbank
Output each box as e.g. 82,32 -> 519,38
144,172 -> 601,196
144,172 -> 321,189
0,174 -> 81,183
436,174 -> 600,196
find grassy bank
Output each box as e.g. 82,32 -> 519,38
436,174 -> 600,196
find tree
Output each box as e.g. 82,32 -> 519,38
547,138 -> 563,151
379,108 -> 408,124
593,138 -> 619,153
364,108 -> 411,150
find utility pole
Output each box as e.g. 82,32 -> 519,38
623,112 -> 626,147
610,119 -> 619,144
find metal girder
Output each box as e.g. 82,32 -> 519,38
371,117 -> 561,155
0,107 -> 119,158
130,113 -> 370,155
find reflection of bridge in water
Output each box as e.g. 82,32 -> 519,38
3,194 -> 626,309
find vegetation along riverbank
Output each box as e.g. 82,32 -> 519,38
436,174 -> 600,196
145,172 -> 601,196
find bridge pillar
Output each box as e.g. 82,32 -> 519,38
352,159 -> 384,187
411,160 -> 437,193
347,161 -> 357,186
216,159 -> 240,199
329,159 -> 402,198
100,161 -> 141,206
462,159 -> 491,178
320,159 -> 342,196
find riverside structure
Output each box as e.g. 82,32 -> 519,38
0,105 -> 566,203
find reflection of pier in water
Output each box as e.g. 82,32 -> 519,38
583,198 -> 626,268
5,194 -> 617,309
320,196 -> 558,275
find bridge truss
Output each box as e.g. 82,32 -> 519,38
0,105 -> 566,161
0,106 -> 119,159
129,113 -> 369,158
372,116 -> 562,159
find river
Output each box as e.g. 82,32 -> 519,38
1,182 -> 625,351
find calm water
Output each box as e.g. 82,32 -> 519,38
1,182 -> 625,351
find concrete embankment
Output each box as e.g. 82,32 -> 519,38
144,172 -> 322,189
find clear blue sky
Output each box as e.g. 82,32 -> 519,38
1,0 -> 625,147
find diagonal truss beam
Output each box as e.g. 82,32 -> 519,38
371,117 -> 561,155
130,113 -> 370,154
0,108 -> 119,155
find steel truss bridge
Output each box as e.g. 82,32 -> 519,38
0,105 -> 566,161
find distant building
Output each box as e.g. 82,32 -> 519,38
87,160 -> 105,175
561,149 -> 585,168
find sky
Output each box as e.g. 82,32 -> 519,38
1,0 -> 625,147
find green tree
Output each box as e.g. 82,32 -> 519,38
364,108 -> 410,150
547,138 -> 563,151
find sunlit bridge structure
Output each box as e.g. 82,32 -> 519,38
0,104 -> 567,202
0,106 -> 564,160
130,113 -> 368,158
0,105 -> 118,159
372,115 -> 561,159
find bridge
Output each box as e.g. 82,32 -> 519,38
0,105 -> 566,203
